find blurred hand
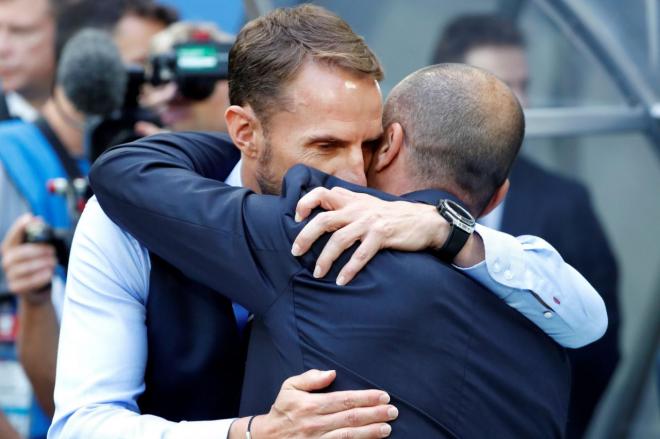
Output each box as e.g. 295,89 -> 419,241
1,214 -> 56,304
134,121 -> 170,137
0,410 -> 21,439
139,82 -> 178,109
230,369 -> 396,439
291,187 -> 450,285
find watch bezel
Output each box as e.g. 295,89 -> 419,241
439,199 -> 476,233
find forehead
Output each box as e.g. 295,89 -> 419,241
114,15 -> 166,64
465,45 -> 528,81
269,60 -> 383,140
0,0 -> 51,24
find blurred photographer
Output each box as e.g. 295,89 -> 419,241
113,0 -> 178,66
0,24 -> 127,437
136,21 -> 233,136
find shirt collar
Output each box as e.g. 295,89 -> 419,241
225,159 -> 243,187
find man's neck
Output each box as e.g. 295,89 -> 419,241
19,87 -> 50,112
40,97 -> 84,158
240,158 -> 262,193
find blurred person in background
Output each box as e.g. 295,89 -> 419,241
433,14 -> 621,438
113,0 -> 179,66
0,1 -> 172,436
0,0 -> 57,122
135,21 -> 233,136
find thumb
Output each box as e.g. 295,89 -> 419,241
282,369 -> 336,392
1,214 -> 33,252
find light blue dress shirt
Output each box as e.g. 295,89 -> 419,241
49,162 -> 607,439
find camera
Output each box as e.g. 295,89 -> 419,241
87,40 -> 232,162
149,41 -> 231,101
23,222 -> 72,270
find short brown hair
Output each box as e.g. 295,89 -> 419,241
228,4 -> 383,121
123,0 -> 179,28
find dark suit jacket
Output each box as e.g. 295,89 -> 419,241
502,156 -> 620,438
91,133 -> 571,438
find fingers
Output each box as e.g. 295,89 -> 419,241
6,253 -> 55,279
3,244 -> 56,296
321,423 -> 393,439
335,237 -> 381,286
7,266 -> 53,295
2,244 -> 55,269
295,186 -> 355,222
313,389 -> 391,415
312,220 -> 365,280
295,187 -> 332,222
1,214 -> 33,251
321,404 -> 397,433
283,369 -> 337,392
292,211 -> 347,257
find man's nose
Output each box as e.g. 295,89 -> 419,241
336,146 -> 367,187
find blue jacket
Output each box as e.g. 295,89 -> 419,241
0,119 -> 83,228
91,132 -> 571,438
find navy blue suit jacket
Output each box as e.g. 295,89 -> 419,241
502,157 -> 620,438
91,133 -> 570,438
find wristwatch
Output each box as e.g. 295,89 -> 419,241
433,199 -> 476,262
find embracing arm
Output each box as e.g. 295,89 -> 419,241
50,199 -> 236,438
292,187 -> 607,349
53,199 -> 396,439
89,132 -> 285,314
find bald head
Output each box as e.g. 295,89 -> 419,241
382,63 -> 524,214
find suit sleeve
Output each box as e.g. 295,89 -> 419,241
89,132 -> 294,315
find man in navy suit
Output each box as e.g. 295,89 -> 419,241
433,15 -> 620,437
55,6 -> 606,438
91,64 -> 574,437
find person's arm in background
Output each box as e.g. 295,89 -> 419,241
1,212 -> 58,416
52,198 -> 395,439
0,411 -> 21,439
292,187 -> 607,349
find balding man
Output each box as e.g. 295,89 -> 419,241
90,64 -> 573,437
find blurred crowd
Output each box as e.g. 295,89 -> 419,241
0,1 -> 621,438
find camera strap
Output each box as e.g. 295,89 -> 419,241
35,117 -> 84,181
0,91 -> 12,122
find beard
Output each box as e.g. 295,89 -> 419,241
255,139 -> 281,195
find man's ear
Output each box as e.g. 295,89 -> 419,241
479,178 -> 510,218
225,105 -> 260,159
373,122 -> 405,173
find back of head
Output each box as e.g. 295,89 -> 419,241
433,14 -> 524,64
383,63 -> 524,215
228,4 -> 383,123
